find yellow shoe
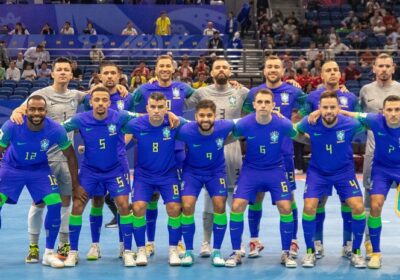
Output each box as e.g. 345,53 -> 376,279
364,240 -> 373,260
367,253 -> 382,269
145,242 -> 155,257
177,240 -> 186,258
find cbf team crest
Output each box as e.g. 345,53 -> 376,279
280,92 -> 289,105
270,131 -> 279,144
172,87 -> 181,99
163,127 -> 171,140
336,130 -> 345,143
108,124 -> 117,136
228,96 -> 237,106
117,100 -> 125,110
216,138 -> 224,150
40,139 -> 50,151
339,96 -> 348,108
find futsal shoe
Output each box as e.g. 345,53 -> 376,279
367,253 -> 382,269
169,247 -> 181,266
42,251 -> 65,268
136,247 -> 148,266
211,250 -> 225,267
64,250 -> 79,267
57,243 -> 70,260
314,240 -> 324,259
145,242 -> 155,257
199,241 -> 212,257
281,251 -> 297,268
289,240 -> 299,258
248,240 -> 264,258
351,253 -> 366,268
225,252 -> 242,267
122,250 -> 136,267
302,253 -> 316,268
25,244 -> 40,263
86,243 -> 101,260
181,251 -> 194,266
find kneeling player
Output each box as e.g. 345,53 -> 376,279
0,95 -> 79,268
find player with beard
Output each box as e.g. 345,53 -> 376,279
185,58 -> 249,257
358,53 -> 400,259
296,91 -> 366,268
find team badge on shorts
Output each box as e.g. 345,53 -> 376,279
172,87 -> 181,99
281,92 -> 289,105
180,180 -> 185,191
339,96 -> 348,108
40,139 -> 50,151
162,127 -> 171,140
228,96 -> 237,106
336,130 -> 345,143
270,131 -> 279,144
216,138 -> 224,150
117,100 -> 124,110
108,124 -> 117,136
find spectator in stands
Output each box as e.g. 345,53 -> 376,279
274,29 -> 290,47
192,72 -> 207,89
227,31 -> 243,57
328,27 -> 338,45
203,21 -> 218,36
6,61 -> 20,82
60,21 -> 75,35
387,26 -> 400,42
208,31 -> 224,56
366,0 -> 380,15
283,67 -> 297,82
71,60 -> 83,81
122,21 -> 138,36
313,28 -> 328,48
298,19 -> 314,37
284,11 -> 299,26
237,2 -> 252,36
346,25 -> 367,49
15,52 -> 24,71
178,55 -> 194,80
0,65 -> 5,81
193,56 -> 209,77
341,11 -> 359,27
383,37 -> 397,53
370,9 -> 383,28
296,67 -> 314,92
23,45 -> 44,70
35,43 -> 50,70
0,40 -> 9,68
40,23 -> 54,35
343,60 -> 361,81
383,9 -> 397,34
289,29 -> 300,47
373,20 -> 387,37
263,36 -> 275,51
155,11 -> 172,36
9,22 -> 29,35
360,48 -> 376,68
225,12 -> 238,40
329,36 -> 350,55
310,59 -> 322,77
166,52 -> 178,69
89,45 -> 105,64
83,22 -> 97,35
284,18 -> 297,37
89,73 -> 101,88
336,23 -> 352,37
257,9 -> 268,26
36,61 -> 51,79
306,41 -> 319,61
294,55 -> 309,71
132,61 -> 150,80
130,73 -> 146,91
21,64 -> 36,81
0,25 -> 9,35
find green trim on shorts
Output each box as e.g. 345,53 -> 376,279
69,214 -> 82,226
230,211 -> 244,222
181,214 -> 195,225
133,215 -> 146,228
302,213 -> 316,221
147,201 -> 158,210
341,205 -> 352,212
59,141 -> 72,151
249,202 -> 262,211
368,215 -> 382,229
0,192 -> 8,207
280,212 -> 294,223
352,212 -> 366,221
213,212 -> 227,225
316,207 -> 325,214
90,206 -> 103,216
43,193 -> 62,205
168,215 -> 181,228
120,214 -> 133,225
291,201 -> 297,210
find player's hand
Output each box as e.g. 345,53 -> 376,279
10,110 -> 24,125
229,80 -> 242,89
73,185 -> 89,204
286,79 -> 301,89
339,84 -> 349,93
77,145 -> 85,154
272,109 -> 284,118
167,111 -> 180,128
116,84 -> 129,97
308,110 -> 321,124
147,77 -> 158,84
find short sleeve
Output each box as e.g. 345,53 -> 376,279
76,90 -> 87,105
62,115 -> 81,132
295,117 -> 309,134
184,84 -> 196,98
281,118 -> 298,138
53,125 -> 72,151
0,120 -> 14,148
242,91 -> 255,113
121,118 -> 139,135
118,110 -> 138,127
232,121 -> 244,139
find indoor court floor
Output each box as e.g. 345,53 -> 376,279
1,178 -> 399,280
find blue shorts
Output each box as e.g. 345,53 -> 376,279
370,164 -> 400,198
132,176 -> 181,204
234,166 -> 291,204
79,164 -> 130,199
0,165 -> 60,204
304,167 -> 362,201
181,170 -> 228,198
283,154 -> 296,191
98,156 -> 130,192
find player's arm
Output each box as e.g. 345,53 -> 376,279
10,103 -> 27,125
184,87 -> 201,111
62,145 -> 87,203
0,121 -> 13,152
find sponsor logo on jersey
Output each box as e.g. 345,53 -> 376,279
216,138 -> 224,150
270,131 -> 279,144
108,124 -> 117,136
162,127 -> 171,140
280,92 -> 289,105
117,100 -> 125,110
40,139 -> 50,151
172,87 -> 181,99
336,130 -> 345,143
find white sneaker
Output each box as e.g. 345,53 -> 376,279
199,241 -> 212,258
281,251 -> 297,268
181,251 -> 194,266
211,250 -> 225,267
225,252 -> 242,267
240,242 -> 246,257
248,240 -> 264,258
302,253 -> 316,268
86,243 -> 101,260
122,250 -> 136,267
314,240 -> 324,259
64,250 -> 79,267
136,247 -> 148,266
342,241 -> 352,259
169,247 -> 181,266
177,240 -> 186,258
42,252 -> 65,268
351,253 -> 366,268
119,242 -> 124,258
145,242 -> 155,257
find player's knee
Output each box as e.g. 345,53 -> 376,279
166,203 -> 181,217
60,195 -> 71,207
350,203 -> 365,215
213,202 -> 226,214
132,202 -> 146,216
277,202 -> 292,215
231,200 -> 246,213
303,204 -> 317,215
181,202 -> 194,215
370,200 -> 384,215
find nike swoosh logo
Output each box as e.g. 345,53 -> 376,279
248,136 -> 256,139
52,187 -> 58,191
17,142 -> 27,145
377,132 -> 386,136
367,99 -> 375,102
352,191 -> 359,194
313,133 -> 322,136
193,144 -> 201,147
117,189 -> 125,193
216,227 -> 226,230
281,194 -> 290,197
85,128 -> 94,131
140,132 -> 149,136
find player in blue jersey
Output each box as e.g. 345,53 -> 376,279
0,95 -> 79,268
339,95 -> 400,269
82,62 -> 135,260
300,60 -> 360,259
296,91 -> 367,268
242,55 -> 307,258
132,54 -> 195,256
177,99 -> 234,267
62,87 -> 138,267
225,89 -> 300,268
122,92 -> 185,266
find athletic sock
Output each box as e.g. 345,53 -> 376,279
133,214 -> 146,247
181,214 -> 195,250
213,212 -> 227,250
280,212 -> 294,251
146,201 -> 158,242
89,207 -> 103,243
229,211 -> 244,251
119,214 -> 133,251
302,213 -> 316,252
352,212 -> 366,252
45,203 -> 61,250
292,201 -> 298,240
69,214 -> 82,251
368,215 -> 382,253
315,207 -> 325,243
248,203 -> 262,239
168,215 -> 182,246
341,205 -> 353,246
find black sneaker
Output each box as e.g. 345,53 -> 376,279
105,217 -> 118,228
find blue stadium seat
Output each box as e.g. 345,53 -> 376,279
305,11 -> 318,21
318,12 -> 330,20
18,80 -> 32,89
345,80 -> 359,88
0,95 -> 7,100
348,87 -> 360,96
69,80 -> 79,89
320,20 -> 332,29
330,11 -> 343,20
0,87 -> 13,96
30,87 -> 43,93
9,95 -> 25,100
360,80 -> 370,87
13,88 -> 30,97
2,80 -> 17,89
340,4 -> 352,13
32,80 -> 48,88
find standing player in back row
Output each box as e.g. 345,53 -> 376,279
0,95 -> 80,268
242,55 -> 307,258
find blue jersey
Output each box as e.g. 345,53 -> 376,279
177,120 -> 234,175
243,82 -> 306,155
133,81 -> 195,115
122,115 -> 184,181
0,117 -> 71,169
83,92 -> 135,158
358,113 -> 400,169
63,109 -> 135,172
296,114 -> 364,174
301,87 -> 359,116
233,114 -> 297,170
